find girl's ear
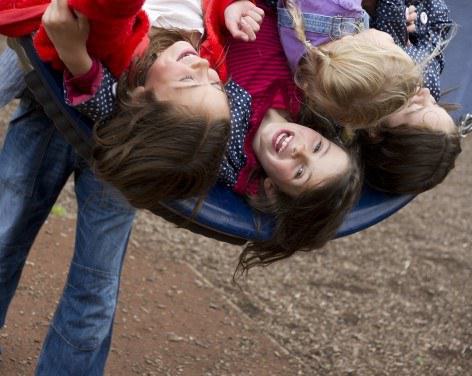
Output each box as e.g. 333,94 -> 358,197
130,86 -> 146,103
263,177 -> 278,202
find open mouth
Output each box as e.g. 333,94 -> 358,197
273,130 -> 294,153
177,48 -> 198,61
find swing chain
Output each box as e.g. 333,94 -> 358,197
458,113 -> 472,138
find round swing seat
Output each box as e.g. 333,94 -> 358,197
18,35 -> 414,244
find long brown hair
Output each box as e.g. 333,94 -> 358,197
235,139 -> 362,277
92,28 -> 230,209
358,123 -> 461,194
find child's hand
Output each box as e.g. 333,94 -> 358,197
225,1 -> 265,42
405,5 -> 417,34
42,0 -> 92,76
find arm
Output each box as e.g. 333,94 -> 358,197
404,0 -> 453,95
200,0 -> 240,80
373,0 -> 452,100
371,0 -> 409,47
35,0 -> 149,77
42,0 -> 117,121
200,0 -> 261,80
413,0 -> 453,42
41,0 -> 92,76
66,64 -> 118,122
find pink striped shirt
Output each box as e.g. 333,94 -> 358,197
226,2 -> 301,195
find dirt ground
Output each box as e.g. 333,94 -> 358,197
0,61 -> 471,375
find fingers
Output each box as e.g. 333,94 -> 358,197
240,15 -> 260,41
227,15 -> 260,42
74,10 -> 90,32
405,5 -> 417,33
54,0 -> 71,14
226,18 -> 249,41
406,23 -> 416,33
239,6 -> 264,42
246,6 -> 264,22
224,2 -> 264,42
42,0 -> 74,26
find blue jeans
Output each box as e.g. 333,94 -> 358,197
0,93 -> 136,375
0,46 -> 26,108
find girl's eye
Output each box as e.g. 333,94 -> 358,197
181,75 -> 194,81
295,166 -> 304,179
313,141 -> 322,153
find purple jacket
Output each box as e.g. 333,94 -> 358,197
277,0 -> 364,72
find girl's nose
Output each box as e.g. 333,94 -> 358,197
191,57 -> 210,70
291,143 -> 305,158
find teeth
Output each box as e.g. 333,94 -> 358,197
276,133 -> 292,153
280,135 -> 292,152
276,133 -> 286,150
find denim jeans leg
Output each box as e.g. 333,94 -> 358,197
0,96 -> 74,326
0,47 -> 27,108
36,165 -> 135,376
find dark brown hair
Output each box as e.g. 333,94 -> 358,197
235,139 -> 362,277
358,123 -> 461,194
92,28 -> 230,209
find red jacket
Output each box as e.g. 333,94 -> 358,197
0,0 -> 150,78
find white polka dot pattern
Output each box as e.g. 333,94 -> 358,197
71,65 -> 118,122
372,0 -> 453,101
68,67 -> 253,189
217,80 -> 252,188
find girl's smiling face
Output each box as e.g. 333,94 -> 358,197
385,88 -> 455,133
142,41 -> 230,120
252,111 -> 350,197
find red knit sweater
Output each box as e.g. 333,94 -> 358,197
201,0 -> 300,195
0,0 -> 150,78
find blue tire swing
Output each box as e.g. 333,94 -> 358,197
17,0 -> 470,245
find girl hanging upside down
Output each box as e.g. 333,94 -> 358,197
201,0 -> 363,273
357,0 -> 465,194
0,0 -> 232,210
254,0 -> 467,195
7,0 -> 362,273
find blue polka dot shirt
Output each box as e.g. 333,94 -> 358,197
66,64 -> 117,122
218,80 -> 252,189
68,68 -> 253,190
372,0 -> 453,101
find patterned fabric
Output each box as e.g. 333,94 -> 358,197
372,0 -> 453,101
225,1 -> 301,195
66,63 -> 254,190
65,65 -> 118,122
276,0 -> 364,72
0,0 -> 150,78
63,58 -> 103,106
218,81 -> 252,188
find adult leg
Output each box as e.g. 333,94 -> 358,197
0,46 -> 26,109
36,160 -> 135,376
0,94 -> 75,326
